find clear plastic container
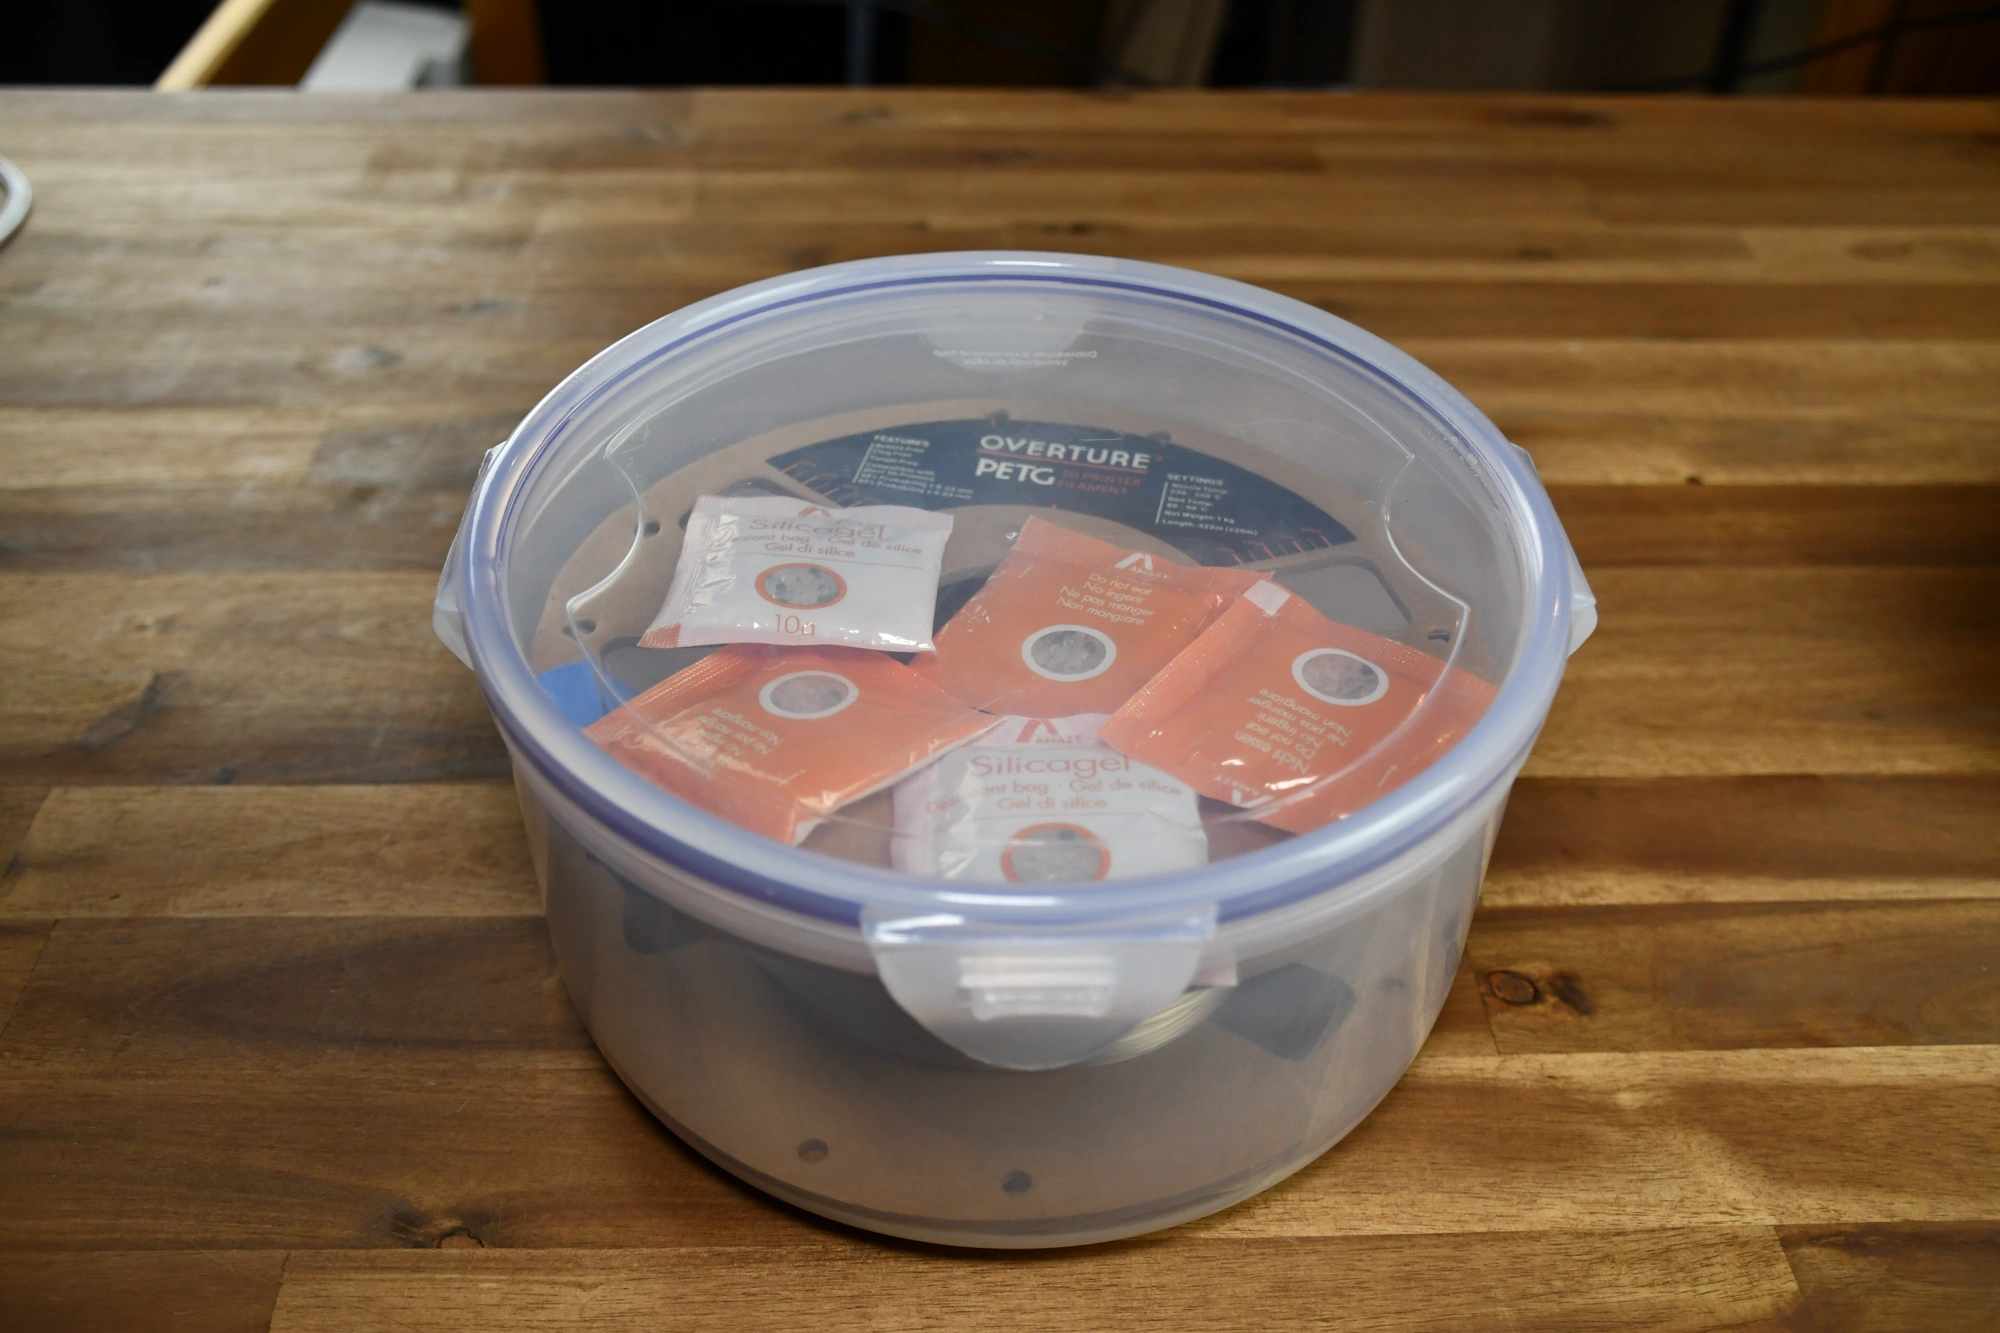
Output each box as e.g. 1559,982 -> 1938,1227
434,252 -> 1596,1247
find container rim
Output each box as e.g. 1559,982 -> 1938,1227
457,252 -> 1575,928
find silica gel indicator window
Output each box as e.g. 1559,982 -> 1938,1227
641,496 -> 952,652
891,713 -> 1206,883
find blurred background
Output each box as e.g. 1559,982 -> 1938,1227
2,0 -> 1996,94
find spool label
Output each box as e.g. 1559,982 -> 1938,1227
771,418 -> 1354,567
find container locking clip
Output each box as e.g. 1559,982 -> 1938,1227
862,905 -> 1217,1071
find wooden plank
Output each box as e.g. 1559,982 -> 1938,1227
1210,1046 -> 2000,1237
5,333 -> 1994,489
0,322 -> 595,416
30,266 -> 1995,345
1294,95 -> 2000,171
0,795 -> 52,1034
1486,776 -> 2000,908
0,916 -> 846,1250
1779,1222 -> 2000,1333
19,201 -> 1996,290
0,784 -> 538,918
5,336 -> 1996,496
9,1037 -> 1990,1249
0,403 -> 514,570
11,483 -> 1993,576
86,97 -> 1974,195
0,83 -> 1982,136
306,408 -> 526,490
0,572 -> 504,785
15,252 -> 2000,454
1488,136 -> 2000,201
0,920 -> 51,1036
7,225 -> 2000,346
1592,187 -> 2000,227
0,919 -> 1992,1249
0,1055 -> 798,1251
5,180 -> 555,243
0,486 -> 462,573
18,765 -> 1970,930
1405,340 -> 2000,424
39,772 -> 1992,920
1430,958 -> 1499,1057
1200,235 -> 2000,285
2,332 -> 1914,487
1282,113 -> 1998,197
720,218 -> 1764,269
0,92 -> 1989,217
1744,226 -> 2000,285
1552,486 -> 2000,568
0,918 -> 594,1068
1466,900 -> 2000,1054
4,774 -> 1989,926
0,1251 -> 285,1333
1527,567 -> 2000,778
1508,417 -> 2000,486
1,565 -> 1990,786
15,220 -> 2000,336
0,789 -> 46,867
0,407 -> 327,490
266,1229 -> 1809,1332
1301,280 -> 2000,341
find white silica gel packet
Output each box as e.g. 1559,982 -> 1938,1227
891,714 -> 1208,884
639,496 -> 953,652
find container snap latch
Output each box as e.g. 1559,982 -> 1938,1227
862,906 -> 1217,1071
432,443 -> 506,668
1508,441 -> 1596,655
1563,543 -> 1597,655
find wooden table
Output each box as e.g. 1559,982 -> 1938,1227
0,89 -> 1994,1331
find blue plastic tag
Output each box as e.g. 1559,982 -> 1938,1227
537,660 -> 635,727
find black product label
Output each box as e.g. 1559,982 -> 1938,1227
769,419 -> 1353,567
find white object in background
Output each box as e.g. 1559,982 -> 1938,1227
302,2 -> 469,92
0,154 -> 31,248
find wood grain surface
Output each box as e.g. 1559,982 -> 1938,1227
0,89 -> 1995,1331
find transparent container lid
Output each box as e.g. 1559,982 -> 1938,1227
439,253 -> 1591,933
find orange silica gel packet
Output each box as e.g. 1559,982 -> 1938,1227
914,517 -> 1261,716
1099,582 -> 1498,835
585,645 -> 996,845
